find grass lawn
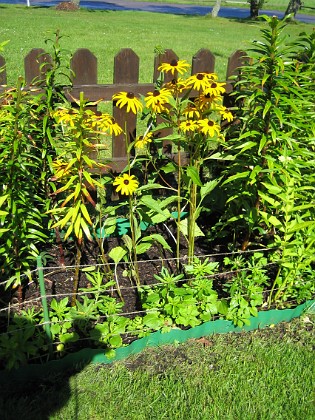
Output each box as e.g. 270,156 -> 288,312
125,0 -> 314,14
1,314 -> 314,419
0,4 -> 313,84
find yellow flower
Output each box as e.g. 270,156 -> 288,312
135,133 -> 153,149
218,106 -> 234,122
112,92 -> 143,114
158,59 -> 190,76
198,119 -> 221,137
163,77 -> 187,94
179,120 -> 199,133
183,103 -> 201,119
204,81 -> 226,96
145,89 -> 172,113
185,73 -> 211,91
113,173 -> 139,195
91,114 -> 123,136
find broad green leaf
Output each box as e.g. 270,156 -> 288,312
259,211 -> 283,229
109,246 -> 127,264
222,171 -> 250,185
122,234 -> 133,252
186,166 -> 202,186
178,219 -> 204,237
261,182 -> 282,195
137,183 -> 164,192
136,242 -> 152,255
287,221 -> 315,234
200,179 -> 219,200
139,195 -> 169,217
141,233 -> 172,251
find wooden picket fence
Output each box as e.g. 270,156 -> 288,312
0,48 -> 246,171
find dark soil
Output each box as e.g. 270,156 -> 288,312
55,2 -> 79,11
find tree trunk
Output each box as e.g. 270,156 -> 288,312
250,1 -> 260,19
212,0 -> 222,18
285,0 -> 302,17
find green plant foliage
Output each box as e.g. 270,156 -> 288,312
211,16 -> 315,306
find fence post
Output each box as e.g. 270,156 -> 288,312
112,48 -> 139,172
24,48 -> 51,85
0,55 -> 7,85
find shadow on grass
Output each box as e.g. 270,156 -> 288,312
0,315 -> 106,419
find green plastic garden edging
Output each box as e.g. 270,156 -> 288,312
1,299 -> 314,386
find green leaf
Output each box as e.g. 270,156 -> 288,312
261,182 -> 282,195
122,235 -> 133,252
109,246 -> 127,264
222,171 -> 250,186
179,219 -> 204,237
136,242 -> 152,255
200,180 -> 219,200
186,166 -> 202,186
258,190 -> 280,207
139,196 -> 170,217
141,233 -> 172,251
259,211 -> 283,229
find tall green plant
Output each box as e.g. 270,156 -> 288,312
0,79 -> 48,298
213,16 -> 315,306
49,93 -> 118,305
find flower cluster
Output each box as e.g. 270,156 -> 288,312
111,58 -> 233,195
111,59 -> 233,140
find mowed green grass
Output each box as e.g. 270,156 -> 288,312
1,314 -> 314,419
0,4 -> 312,84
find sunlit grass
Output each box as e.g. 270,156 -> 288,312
0,5 -> 312,84
1,314 -> 314,419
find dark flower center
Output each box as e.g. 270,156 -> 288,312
127,92 -> 135,99
153,90 -> 160,97
197,73 -> 204,80
124,180 -> 130,185
170,59 -> 178,66
208,121 -> 214,126
211,82 -> 217,88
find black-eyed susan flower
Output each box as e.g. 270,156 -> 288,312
163,77 -> 188,94
91,114 -> 123,136
185,73 -> 212,91
179,119 -> 199,133
135,132 -> 153,150
183,103 -> 201,119
198,119 -> 221,137
112,92 -> 143,114
113,173 -> 139,195
145,88 -> 172,113
158,59 -> 190,76
204,81 -> 226,97
218,106 -> 234,122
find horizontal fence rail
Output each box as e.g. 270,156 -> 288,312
0,48 -> 246,171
